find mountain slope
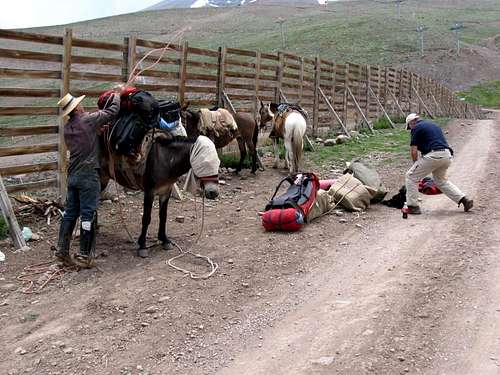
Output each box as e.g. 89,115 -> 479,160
146,0 -> 326,10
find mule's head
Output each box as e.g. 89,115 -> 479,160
189,135 -> 220,200
180,102 -> 201,138
258,101 -> 274,129
199,175 -> 219,200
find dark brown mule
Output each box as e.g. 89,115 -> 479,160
182,108 -> 262,174
99,135 -> 219,258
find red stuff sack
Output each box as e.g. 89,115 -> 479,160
97,86 -> 139,112
261,173 -> 320,232
418,177 -> 442,195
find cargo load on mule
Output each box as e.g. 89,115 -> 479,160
260,173 -> 320,232
98,88 -> 186,157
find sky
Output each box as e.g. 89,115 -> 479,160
0,0 -> 160,29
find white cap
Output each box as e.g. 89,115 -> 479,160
405,113 -> 420,129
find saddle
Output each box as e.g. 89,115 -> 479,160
270,103 -> 308,139
198,108 -> 238,148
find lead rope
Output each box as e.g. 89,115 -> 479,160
167,190 -> 219,279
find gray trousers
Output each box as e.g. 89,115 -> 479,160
405,149 -> 465,207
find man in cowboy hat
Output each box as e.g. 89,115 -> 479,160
405,113 -> 473,214
54,89 -> 121,267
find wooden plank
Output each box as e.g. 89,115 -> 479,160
0,68 -> 61,79
122,37 -> 130,83
5,178 -> 57,194
134,83 -> 178,92
412,86 -> 434,118
260,52 -> 279,61
343,64 -> 349,126
70,71 -> 123,82
0,143 -> 58,157
178,41 -> 188,105
187,60 -> 218,70
222,91 -> 236,115
225,82 -> 255,91
187,46 -> 219,58
0,162 -> 58,177
216,46 -> 225,107
0,48 -> 62,62
186,72 -> 217,82
140,69 -> 179,80
318,87 -> 349,137
0,174 -> 28,250
136,38 -> 181,51
72,38 -> 124,52
0,88 -> 60,97
72,54 -> 122,66
186,98 -> 217,107
226,47 -> 256,58
299,58 -> 304,104
275,52 -> 283,103
0,125 -> 58,136
185,85 -> 217,94
0,29 -> 62,45
347,86 -> 374,133
225,70 -> 256,80
255,51 -> 261,112
387,88 -> 405,117
135,53 -> 179,67
0,107 -> 58,116
127,36 -> 137,83
225,58 -> 256,69
368,86 -> 395,128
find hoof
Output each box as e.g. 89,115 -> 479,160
162,241 -> 173,251
137,248 -> 150,258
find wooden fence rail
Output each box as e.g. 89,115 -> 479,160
0,28 -> 482,196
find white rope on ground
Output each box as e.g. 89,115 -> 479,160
167,192 -> 219,279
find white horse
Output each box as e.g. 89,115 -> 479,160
259,102 -> 307,174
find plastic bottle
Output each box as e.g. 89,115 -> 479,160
402,202 -> 409,219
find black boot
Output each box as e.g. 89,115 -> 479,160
74,218 -> 96,269
54,219 -> 77,266
459,196 -> 474,212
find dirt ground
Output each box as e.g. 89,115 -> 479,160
1,112 -> 499,375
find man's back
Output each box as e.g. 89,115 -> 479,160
410,119 -> 449,155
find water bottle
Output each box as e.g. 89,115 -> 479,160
402,202 -> 409,219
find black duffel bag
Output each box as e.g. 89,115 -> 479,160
130,91 -> 160,126
110,112 -> 151,156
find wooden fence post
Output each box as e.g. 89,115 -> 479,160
299,57 -> 304,105
126,36 -> 137,83
343,63 -> 350,127
275,51 -> 283,103
312,56 -> 320,136
0,175 -> 28,251
58,28 -> 72,202
365,65 -> 370,119
254,50 -> 261,115
216,46 -> 226,107
178,41 -> 188,105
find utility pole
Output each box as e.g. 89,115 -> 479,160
416,25 -> 426,57
395,0 -> 405,18
450,22 -> 464,56
276,18 -> 286,49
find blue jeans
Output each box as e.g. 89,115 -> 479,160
62,170 -> 100,223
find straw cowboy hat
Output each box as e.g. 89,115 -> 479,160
405,113 -> 420,130
57,93 -> 85,117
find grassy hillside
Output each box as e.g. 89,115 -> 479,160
15,0 -> 500,89
27,0 -> 499,62
458,81 -> 500,109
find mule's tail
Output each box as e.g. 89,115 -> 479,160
292,126 -> 304,173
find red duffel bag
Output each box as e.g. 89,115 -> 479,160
261,173 -> 320,232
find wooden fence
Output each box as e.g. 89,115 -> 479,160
0,28 -> 482,196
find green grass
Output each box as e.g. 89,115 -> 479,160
309,117 -> 453,166
458,81 -> 500,109
0,216 -> 7,240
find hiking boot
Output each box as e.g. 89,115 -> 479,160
459,196 -> 474,212
54,219 -> 77,266
74,219 -> 96,269
407,205 -> 422,215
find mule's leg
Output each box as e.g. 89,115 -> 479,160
246,139 -> 258,174
272,138 -> 280,169
236,136 -> 247,174
284,138 -> 294,174
138,190 -> 154,258
157,190 -> 173,251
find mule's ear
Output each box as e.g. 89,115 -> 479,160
181,100 -> 190,111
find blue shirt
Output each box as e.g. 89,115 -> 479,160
410,119 -> 449,155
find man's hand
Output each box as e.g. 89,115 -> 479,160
112,84 -> 124,94
410,145 -> 418,162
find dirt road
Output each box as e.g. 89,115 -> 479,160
1,114 -> 499,375
219,113 -> 500,375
